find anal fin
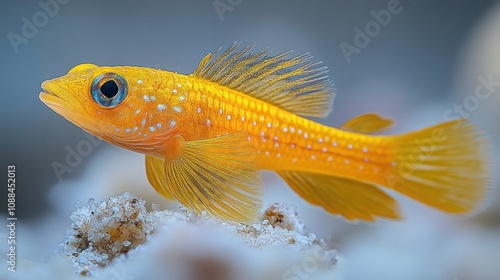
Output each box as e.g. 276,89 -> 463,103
277,171 -> 401,221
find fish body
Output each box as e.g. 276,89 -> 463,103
40,44 -> 489,222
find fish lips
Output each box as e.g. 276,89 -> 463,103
39,79 -> 84,124
40,80 -> 69,113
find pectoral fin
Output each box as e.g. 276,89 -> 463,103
340,113 -> 393,134
277,171 -> 400,221
162,132 -> 263,223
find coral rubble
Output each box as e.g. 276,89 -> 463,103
62,193 -> 337,279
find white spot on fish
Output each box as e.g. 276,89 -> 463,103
241,116 -> 245,122
290,143 -> 296,149
275,142 -> 279,148
260,131 -> 265,137
252,121 -> 257,126
307,144 -> 312,150
273,136 -> 278,141
197,107 -> 201,114
333,141 -> 338,147
177,83 -> 181,88
137,79 -> 143,84
283,127 -> 288,133
290,127 -> 295,133
219,109 -> 223,115
267,123 -> 272,128
170,120 -> 176,128
115,128 -> 120,132
179,96 -> 184,101
304,133 -> 308,139
143,95 -> 150,102
327,156 -> 332,162
156,123 -> 162,128
247,136 -> 251,141
277,153 -> 281,158
143,133 -> 148,138
322,147 -> 328,153
265,151 -> 270,156
311,155 -> 316,160
298,129 -> 302,134
363,147 -> 368,153
318,138 -> 323,143
133,127 -> 138,131
227,114 -> 231,120
149,126 -> 156,132
172,89 -> 178,94
348,144 -> 353,149
141,118 -> 146,127
150,96 -> 156,101
173,106 -> 182,113
158,104 -> 166,112
135,109 -> 141,115
206,119 -> 211,127
125,128 -> 131,133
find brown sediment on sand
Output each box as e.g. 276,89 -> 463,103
64,192 -> 338,277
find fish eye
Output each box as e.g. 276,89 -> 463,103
91,73 -> 128,107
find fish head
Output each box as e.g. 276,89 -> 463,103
40,64 -> 176,154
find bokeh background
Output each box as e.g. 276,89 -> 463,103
1,0 -> 500,279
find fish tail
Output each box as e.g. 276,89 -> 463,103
278,119 -> 490,221
386,119 -> 490,213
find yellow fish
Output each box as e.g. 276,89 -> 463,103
40,43 -> 489,223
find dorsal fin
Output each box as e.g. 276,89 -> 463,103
340,113 -> 393,134
192,42 -> 335,118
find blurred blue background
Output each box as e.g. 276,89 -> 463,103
1,0 -> 497,219
3,1 -> 500,279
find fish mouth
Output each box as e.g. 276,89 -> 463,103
39,79 -> 96,132
40,80 -> 62,105
39,80 -> 73,118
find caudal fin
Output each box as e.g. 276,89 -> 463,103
387,120 -> 490,213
